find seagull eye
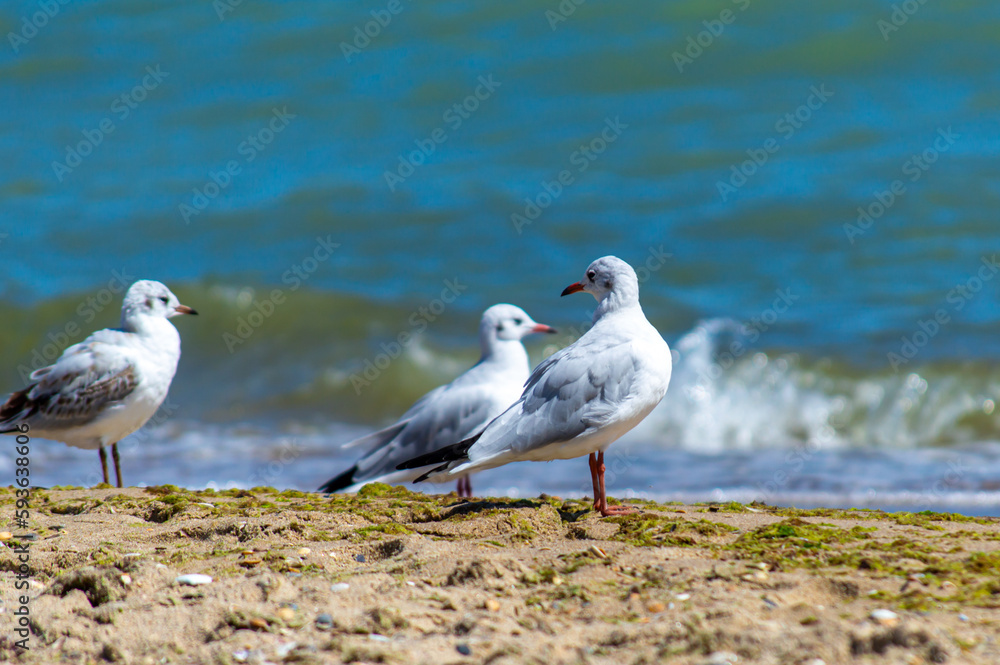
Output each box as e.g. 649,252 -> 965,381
587,270 -> 596,282
159,296 -> 169,304
513,318 -> 523,325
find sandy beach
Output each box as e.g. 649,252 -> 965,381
0,485 -> 998,664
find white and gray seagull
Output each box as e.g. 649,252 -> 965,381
318,304 -> 556,496
398,256 -> 673,516
1,280 -> 197,487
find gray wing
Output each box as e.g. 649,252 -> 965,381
1,339 -> 138,432
339,384 -> 448,452
351,382 -> 502,481
468,336 -> 640,462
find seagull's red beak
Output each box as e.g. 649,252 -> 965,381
174,305 -> 198,316
531,323 -> 558,334
561,282 -> 585,297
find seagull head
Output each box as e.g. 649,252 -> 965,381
561,256 -> 640,313
480,304 -> 556,349
121,280 -> 198,328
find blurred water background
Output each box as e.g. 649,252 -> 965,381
3,0 -> 1000,513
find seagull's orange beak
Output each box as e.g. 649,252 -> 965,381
531,323 -> 558,334
561,282 -> 585,297
174,305 -> 198,316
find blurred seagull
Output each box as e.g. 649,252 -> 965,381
398,256 -> 672,516
1,280 -> 197,487
318,304 -> 556,496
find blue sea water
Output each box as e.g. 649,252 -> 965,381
3,0 -> 1000,513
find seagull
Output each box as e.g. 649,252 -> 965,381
1,280 -> 197,487
318,304 -> 556,496
398,256 -> 672,516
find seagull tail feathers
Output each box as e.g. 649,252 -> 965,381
317,464 -> 359,493
395,432 -> 482,482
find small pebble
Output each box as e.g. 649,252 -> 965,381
120,574 -> 132,586
485,599 -> 501,612
588,545 -> 607,559
331,582 -> 350,592
368,634 -> 390,643
355,554 -> 366,563
803,660 -> 826,665
315,613 -> 334,630
456,644 -> 472,656
958,613 -> 969,622
702,651 -> 739,665
869,609 -> 899,626
249,617 -> 268,630
646,601 -> 666,613
275,642 -> 297,659
675,593 -> 691,601
0,532 -> 13,541
276,607 -> 295,621
175,574 -> 212,586
551,575 -> 563,586
940,581 -> 957,592
297,547 -> 311,556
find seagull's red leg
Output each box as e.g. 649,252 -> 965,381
112,442 -> 123,488
595,451 -> 635,517
99,447 -> 109,486
588,453 -> 601,510
465,476 -> 473,498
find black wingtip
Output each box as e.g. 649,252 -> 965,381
396,433 -> 481,472
317,465 -> 358,493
